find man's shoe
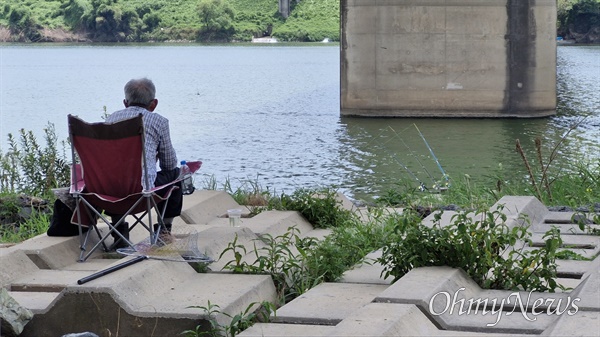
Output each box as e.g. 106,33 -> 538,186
153,223 -> 172,234
113,238 -> 130,250
109,221 -> 130,252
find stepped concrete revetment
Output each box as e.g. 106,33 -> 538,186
1,192 -> 599,337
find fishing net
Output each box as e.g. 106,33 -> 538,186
116,226 -> 214,263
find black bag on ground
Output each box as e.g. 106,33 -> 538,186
47,199 -> 85,236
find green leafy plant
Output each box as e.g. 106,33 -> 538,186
0,207 -> 51,243
272,0 -> 340,41
270,188 -> 357,229
0,123 -> 70,197
182,300 -> 223,337
220,212 -> 396,303
221,227 -> 308,303
200,176 -> 271,216
222,177 -> 271,216
302,212 -> 399,283
378,207 -> 564,292
219,233 -> 252,274
573,210 -> 600,235
375,180 -> 419,207
0,194 -> 22,224
513,118 -> 596,206
183,300 -> 276,337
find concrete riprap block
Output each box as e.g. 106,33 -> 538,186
302,228 -> 331,241
570,270 -> 600,311
543,310 -> 600,337
239,211 -> 313,238
556,259 -> 595,280
19,253 -> 277,336
532,233 -> 600,249
61,259 -> 120,272
21,272 -> 276,337
239,323 -> 334,336
7,291 -> 59,313
544,211 -> 584,224
340,250 -> 392,285
355,207 -> 404,225
6,234 -> 85,269
180,190 -> 241,225
10,269 -> 97,292
375,266 -> 480,306
494,196 -> 549,230
330,300 -> 532,336
9,233 -> 75,253
327,303 -> 440,336
374,266 -> 576,334
540,223 -> 589,235
191,225 -> 264,271
0,249 -> 40,289
17,217 -> 196,268
335,192 -> 357,212
273,282 -> 388,325
422,210 -> 458,228
421,196 -> 550,235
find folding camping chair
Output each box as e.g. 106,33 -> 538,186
68,114 -> 182,262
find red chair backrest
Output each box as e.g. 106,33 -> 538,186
68,114 -> 144,198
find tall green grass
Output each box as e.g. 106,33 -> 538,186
0,208 -> 51,243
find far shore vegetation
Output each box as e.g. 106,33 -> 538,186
0,0 -> 598,43
0,0 -> 340,43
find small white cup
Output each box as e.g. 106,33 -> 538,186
227,209 -> 243,227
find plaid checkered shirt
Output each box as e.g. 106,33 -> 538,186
106,106 -> 178,189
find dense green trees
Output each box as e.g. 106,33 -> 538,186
0,0 -> 339,42
197,0 -> 235,41
5,5 -> 42,41
61,0 -> 90,31
0,0 -> 320,42
273,0 -> 339,41
61,0 -> 143,41
558,0 -> 600,39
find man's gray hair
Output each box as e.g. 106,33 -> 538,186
124,78 -> 156,106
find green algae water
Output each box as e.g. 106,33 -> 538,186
0,44 -> 598,200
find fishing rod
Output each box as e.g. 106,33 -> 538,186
413,124 -> 450,186
361,126 -> 429,192
385,125 -> 438,187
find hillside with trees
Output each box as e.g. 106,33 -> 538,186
558,0 -> 600,43
0,0 -> 598,43
0,0 -> 340,42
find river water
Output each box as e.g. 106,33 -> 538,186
0,43 -> 598,200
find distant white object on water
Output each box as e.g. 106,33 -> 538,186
322,38 -> 330,43
252,37 -> 278,43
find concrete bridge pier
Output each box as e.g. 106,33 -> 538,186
340,0 -> 557,118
